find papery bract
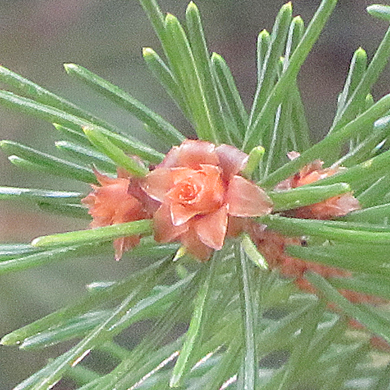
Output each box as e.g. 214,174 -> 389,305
142,140 -> 273,260
82,169 -> 151,260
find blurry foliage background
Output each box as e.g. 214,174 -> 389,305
0,0 -> 389,388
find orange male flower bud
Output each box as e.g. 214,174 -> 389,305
142,140 -> 273,261
276,152 -> 360,219
251,153 -> 377,310
82,169 -> 153,260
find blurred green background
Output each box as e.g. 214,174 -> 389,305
0,0 -> 389,388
